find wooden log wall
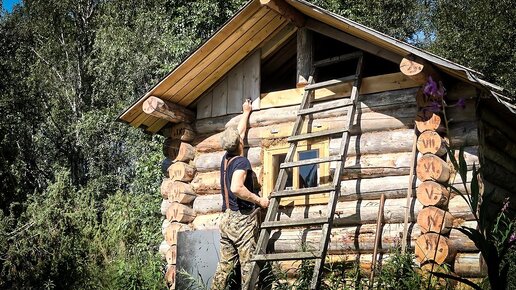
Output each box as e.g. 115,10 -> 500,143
401,55 -> 485,279
188,78 -> 485,279
478,101 -> 516,219
157,122 -> 197,290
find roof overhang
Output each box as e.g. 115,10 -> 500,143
119,0 -> 509,134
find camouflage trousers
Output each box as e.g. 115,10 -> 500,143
211,209 -> 259,290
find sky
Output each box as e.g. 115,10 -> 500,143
2,0 -> 21,12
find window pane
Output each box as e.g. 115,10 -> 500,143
298,150 -> 318,188
273,153 -> 293,190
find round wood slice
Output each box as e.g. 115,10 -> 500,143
174,142 -> 195,163
415,233 -> 452,265
168,162 -> 196,182
417,131 -> 447,156
165,222 -> 187,246
417,181 -> 450,207
416,110 -> 442,133
161,178 -> 174,199
170,123 -> 195,142
169,181 -> 197,204
166,202 -> 196,223
416,154 -> 450,182
417,206 -> 454,234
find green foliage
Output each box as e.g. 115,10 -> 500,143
429,0 -> 516,97
443,147 -> 516,290
0,0 -> 513,288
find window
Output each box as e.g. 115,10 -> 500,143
263,141 -> 330,206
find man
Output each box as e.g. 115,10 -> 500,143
211,100 -> 269,290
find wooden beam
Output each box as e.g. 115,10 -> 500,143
261,22 -> 297,59
305,18 -> 401,64
260,72 -> 419,109
296,27 -> 312,87
260,0 -> 305,27
142,96 -> 195,123
399,54 -> 440,85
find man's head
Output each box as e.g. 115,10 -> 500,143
220,127 -> 241,154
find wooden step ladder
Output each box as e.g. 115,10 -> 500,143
247,51 -> 364,290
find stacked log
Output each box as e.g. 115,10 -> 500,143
158,122 -> 197,290
402,56 -> 482,279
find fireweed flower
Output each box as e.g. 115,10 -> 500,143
424,76 -> 438,96
510,232 -> 516,243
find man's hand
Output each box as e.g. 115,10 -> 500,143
258,197 -> 269,209
242,99 -> 252,114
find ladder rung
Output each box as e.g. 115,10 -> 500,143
261,217 -> 329,229
281,156 -> 342,169
313,52 -> 363,68
252,251 -> 321,262
288,128 -> 347,142
305,75 -> 356,91
270,185 -> 335,198
297,99 -> 352,116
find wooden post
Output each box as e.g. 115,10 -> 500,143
296,27 -> 312,87
416,154 -> 450,183
416,181 -> 450,207
143,96 -> 195,123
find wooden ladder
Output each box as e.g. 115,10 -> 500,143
247,51 -> 364,290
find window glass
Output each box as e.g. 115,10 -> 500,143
298,150 -> 318,188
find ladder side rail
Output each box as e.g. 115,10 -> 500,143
309,55 -> 364,290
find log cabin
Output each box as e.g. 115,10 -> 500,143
118,0 -> 516,288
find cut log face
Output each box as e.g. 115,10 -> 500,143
161,179 -> 174,199
416,154 -> 450,182
417,131 -> 447,156
415,111 -> 443,133
143,96 -> 194,123
168,162 -> 196,182
416,181 -> 450,207
175,142 -> 195,163
168,181 -> 197,204
163,138 -> 181,160
399,56 -> 439,85
165,222 -> 186,246
165,264 -> 176,288
159,240 -> 170,258
415,232 -> 452,264
166,202 -> 196,223
164,123 -> 195,142
166,245 -> 177,265
417,206 -> 454,234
